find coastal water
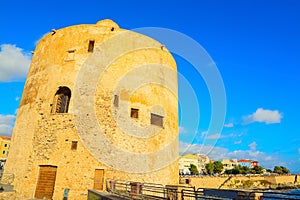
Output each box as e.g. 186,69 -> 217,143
261,189 -> 300,199
290,189 -> 300,194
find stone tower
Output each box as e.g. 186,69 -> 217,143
4,19 -> 178,200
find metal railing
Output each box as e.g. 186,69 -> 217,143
105,179 -> 235,199
103,179 -> 300,200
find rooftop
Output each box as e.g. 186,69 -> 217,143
0,136 -> 11,140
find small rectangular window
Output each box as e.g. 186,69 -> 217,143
88,40 -> 95,52
66,49 -> 75,61
131,108 -> 139,119
151,113 -> 163,127
114,95 -> 119,107
71,141 -> 78,150
4,144 -> 7,147
2,150 -> 6,155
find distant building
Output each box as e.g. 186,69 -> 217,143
222,159 -> 238,171
238,159 -> 258,168
179,154 -> 210,175
0,136 -> 11,168
198,154 -> 210,173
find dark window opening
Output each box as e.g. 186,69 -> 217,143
131,108 -> 139,119
66,49 -> 75,61
185,179 -> 191,184
67,49 -> 75,53
151,113 -> 163,127
52,86 -> 71,113
88,40 -> 95,52
71,141 -> 78,150
114,95 -> 119,107
111,27 -> 115,31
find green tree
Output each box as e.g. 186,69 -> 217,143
224,169 -> 232,174
189,164 -> 199,175
225,165 -> 242,175
273,166 -> 290,174
281,166 -> 290,174
273,166 -> 282,174
205,163 -> 214,175
266,169 -> 273,173
231,166 -> 241,174
240,166 -> 251,174
252,166 -> 264,174
223,165 -> 265,175
213,161 -> 224,174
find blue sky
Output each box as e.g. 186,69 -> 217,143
0,0 -> 299,173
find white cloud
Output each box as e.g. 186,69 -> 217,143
0,114 -> 15,124
204,132 -> 238,140
234,140 -> 242,144
179,141 -> 228,161
237,133 -> 244,137
179,126 -> 187,134
200,131 -> 208,138
15,96 -> 20,101
0,114 -> 15,135
0,44 -> 31,82
0,124 -> 13,135
207,133 -> 222,140
243,108 -> 282,124
228,133 -> 235,137
224,123 -> 234,128
248,141 -> 257,151
265,156 -> 272,161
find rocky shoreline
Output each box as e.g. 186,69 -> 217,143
259,183 -> 300,191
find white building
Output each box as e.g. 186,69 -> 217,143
179,154 -> 210,175
222,159 -> 238,172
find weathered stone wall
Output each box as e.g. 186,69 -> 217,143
272,175 -> 298,184
4,19 -> 179,200
0,192 -> 16,200
185,176 -> 228,188
183,175 -> 300,189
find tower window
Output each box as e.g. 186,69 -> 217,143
114,95 -> 119,107
130,108 -> 139,119
66,49 -> 75,61
52,86 -> 71,113
88,40 -> 95,52
71,141 -> 78,150
151,113 -> 163,127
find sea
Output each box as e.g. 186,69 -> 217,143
261,189 -> 300,199
291,189 -> 300,194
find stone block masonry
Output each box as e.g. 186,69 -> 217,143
3,19 -> 179,200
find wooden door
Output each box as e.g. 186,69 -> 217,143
93,169 -> 104,190
35,165 -> 57,199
